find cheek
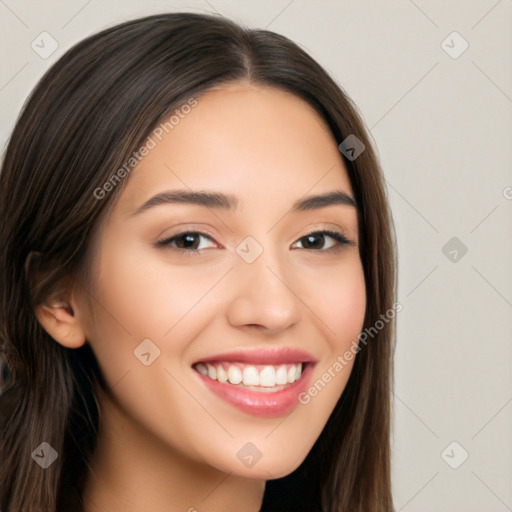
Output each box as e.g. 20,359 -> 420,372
303,256 -> 367,348
83,242 -> 232,381
282,263 -> 365,464
92,241 -> 229,335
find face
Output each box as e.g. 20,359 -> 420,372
77,82 -> 366,479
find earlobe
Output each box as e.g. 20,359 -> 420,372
34,300 -> 87,349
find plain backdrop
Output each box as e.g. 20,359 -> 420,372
1,1 -> 511,510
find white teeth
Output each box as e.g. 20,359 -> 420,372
242,366 -> 260,386
216,365 -> 228,383
275,365 -> 288,385
207,365 -> 217,380
259,366 -> 276,387
196,363 -> 208,376
227,366 -> 242,385
197,362 -> 304,388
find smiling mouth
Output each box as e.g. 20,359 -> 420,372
193,361 -> 306,392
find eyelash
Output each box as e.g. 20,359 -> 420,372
155,229 -> 354,255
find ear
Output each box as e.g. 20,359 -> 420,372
25,251 -> 87,349
34,298 -> 87,349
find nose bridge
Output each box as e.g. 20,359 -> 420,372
225,237 -> 302,332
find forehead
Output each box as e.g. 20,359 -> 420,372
117,82 -> 353,214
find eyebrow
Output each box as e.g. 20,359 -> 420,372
294,190 -> 357,211
132,189 -> 357,215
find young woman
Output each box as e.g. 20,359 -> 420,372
0,12 -> 397,512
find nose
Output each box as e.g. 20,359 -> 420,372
225,249 -> 303,335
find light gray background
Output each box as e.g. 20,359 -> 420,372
1,1 -> 511,510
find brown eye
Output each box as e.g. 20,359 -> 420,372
156,231 -> 217,251
176,233 -> 201,249
291,230 -> 352,251
301,233 -> 330,250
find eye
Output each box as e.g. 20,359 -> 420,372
291,230 -> 353,252
156,231 -> 218,251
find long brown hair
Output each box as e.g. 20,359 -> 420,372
0,12 -> 396,512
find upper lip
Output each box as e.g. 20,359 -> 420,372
193,347 -> 317,366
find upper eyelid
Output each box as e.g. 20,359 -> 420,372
292,230 -> 355,248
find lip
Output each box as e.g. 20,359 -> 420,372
193,347 -> 316,366
192,347 -> 317,418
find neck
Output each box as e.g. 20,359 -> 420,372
82,388 -> 265,512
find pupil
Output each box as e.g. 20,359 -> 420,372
305,234 -> 323,249
179,234 -> 198,249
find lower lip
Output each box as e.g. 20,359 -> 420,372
194,363 -> 314,418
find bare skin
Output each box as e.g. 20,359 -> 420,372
36,82 -> 366,511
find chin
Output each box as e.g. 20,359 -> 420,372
207,442 -> 311,481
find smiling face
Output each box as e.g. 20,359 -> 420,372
76,82 -> 366,480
